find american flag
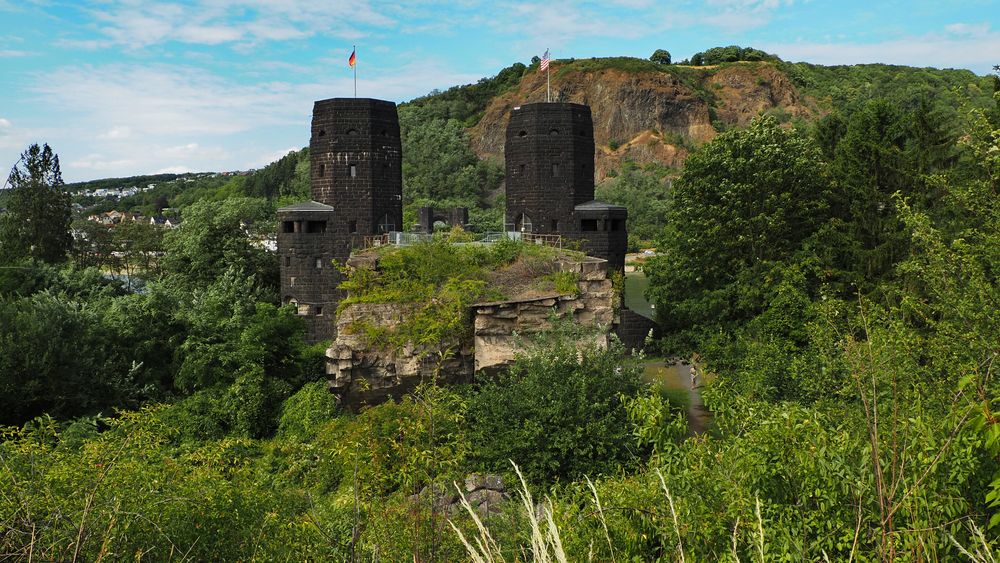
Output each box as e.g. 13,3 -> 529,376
540,49 -> 550,71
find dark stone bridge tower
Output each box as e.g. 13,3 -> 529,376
505,103 -> 595,234
504,102 -> 627,272
310,98 -> 403,257
278,98 -> 402,342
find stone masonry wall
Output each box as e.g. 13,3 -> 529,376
326,257 -> 617,407
473,257 -> 614,372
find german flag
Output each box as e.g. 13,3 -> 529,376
348,49 -> 356,68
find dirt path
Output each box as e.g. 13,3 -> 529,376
643,359 -> 712,435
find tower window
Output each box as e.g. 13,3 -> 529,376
318,164 -> 325,177
519,164 -> 525,175
306,221 -> 326,233
289,276 -> 296,287
315,306 -> 324,316
315,258 -> 323,269
281,221 -> 294,233
347,128 -> 358,136
318,129 -> 326,137
380,129 -> 388,137
610,219 -> 623,231
552,163 -> 560,177
550,129 -> 559,135
284,256 -> 291,267
581,219 -> 598,231
551,219 -> 558,231
518,130 -> 527,137
349,164 -> 357,177
349,220 -> 358,233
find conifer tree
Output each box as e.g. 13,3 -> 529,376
0,143 -> 72,264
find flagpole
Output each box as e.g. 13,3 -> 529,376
353,45 -> 357,98
546,48 -> 551,102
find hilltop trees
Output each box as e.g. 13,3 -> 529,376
0,143 -> 72,264
689,45 -> 779,66
650,49 -> 671,65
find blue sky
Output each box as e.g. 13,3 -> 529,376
1,0 -> 997,182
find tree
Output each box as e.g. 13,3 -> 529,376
646,116 -> 831,330
650,49 -> 671,65
466,337 -> 644,485
0,143 -> 72,263
830,100 -> 915,282
160,197 -> 277,293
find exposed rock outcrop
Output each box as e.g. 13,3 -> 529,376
326,302 -> 475,406
469,61 -> 817,181
408,474 -> 510,519
474,258 -> 615,372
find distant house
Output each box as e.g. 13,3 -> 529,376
150,215 -> 182,229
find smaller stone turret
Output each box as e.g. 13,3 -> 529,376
277,201 -> 339,342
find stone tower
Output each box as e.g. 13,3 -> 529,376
504,102 -> 627,272
505,103 -> 595,234
278,97 -> 402,343
310,97 -> 403,258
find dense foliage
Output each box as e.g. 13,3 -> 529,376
688,45 -> 781,66
0,143 -> 72,264
595,162 -> 673,247
467,335 -> 645,485
647,115 -> 830,336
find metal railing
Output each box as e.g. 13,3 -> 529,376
351,230 -> 562,250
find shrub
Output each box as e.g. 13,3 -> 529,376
466,337 -> 645,485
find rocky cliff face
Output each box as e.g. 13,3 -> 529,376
469,62 -> 815,180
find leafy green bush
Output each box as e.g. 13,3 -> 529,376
466,337 -> 645,485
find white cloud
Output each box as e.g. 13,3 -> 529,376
763,24 -> 1000,74
493,1 -> 665,52
944,22 -> 991,37
701,0 -> 796,32
705,0 -> 794,9
25,59 -> 482,180
74,0 -> 398,49
69,153 -> 136,171
0,49 -> 31,57
97,126 -> 131,140
155,165 -> 194,174
0,118 -> 10,127
252,146 -> 299,168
